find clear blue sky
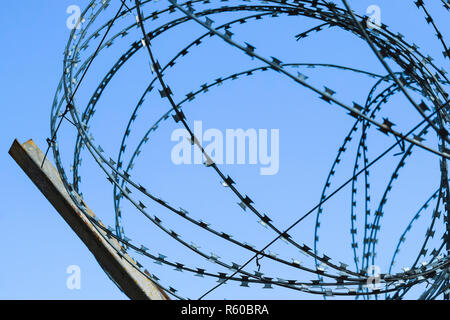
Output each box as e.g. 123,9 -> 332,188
0,0 -> 448,299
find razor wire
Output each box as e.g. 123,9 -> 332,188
46,0 -> 450,299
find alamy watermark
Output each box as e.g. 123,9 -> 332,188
66,5 -> 82,30
171,121 -> 280,175
366,265 -> 381,291
366,5 -> 381,30
66,265 -> 81,290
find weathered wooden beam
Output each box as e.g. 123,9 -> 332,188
9,139 -> 170,300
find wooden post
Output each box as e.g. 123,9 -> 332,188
9,139 -> 170,300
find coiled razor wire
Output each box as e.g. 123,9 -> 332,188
46,0 -> 450,299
